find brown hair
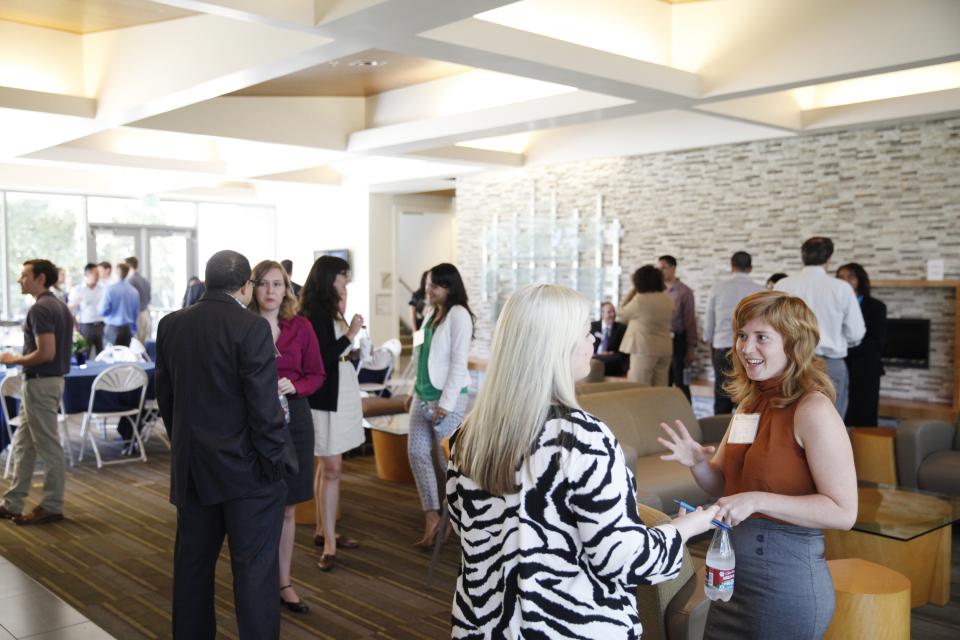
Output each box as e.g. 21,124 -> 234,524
248,260 -> 298,320
724,290 -> 836,409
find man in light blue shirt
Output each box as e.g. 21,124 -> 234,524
98,262 -> 140,347
704,251 -> 764,415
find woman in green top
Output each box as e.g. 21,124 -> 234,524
406,263 -> 475,548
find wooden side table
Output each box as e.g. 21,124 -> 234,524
825,558 -> 910,640
849,427 -> 897,484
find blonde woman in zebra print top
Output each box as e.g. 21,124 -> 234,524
447,284 -> 719,639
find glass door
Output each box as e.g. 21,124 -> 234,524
90,227 -> 140,283
148,229 -> 197,331
89,225 -> 197,339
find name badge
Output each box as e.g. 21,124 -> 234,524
413,328 -> 425,348
727,413 -> 761,444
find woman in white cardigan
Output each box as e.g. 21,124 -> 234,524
406,263 -> 475,547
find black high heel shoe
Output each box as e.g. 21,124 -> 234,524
280,585 -> 309,614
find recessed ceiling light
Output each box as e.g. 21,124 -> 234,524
348,59 -> 386,68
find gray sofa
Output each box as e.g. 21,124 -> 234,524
576,383 -> 730,512
895,419 -> 960,495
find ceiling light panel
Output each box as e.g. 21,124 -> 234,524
476,0 -> 672,65
792,61 -> 960,110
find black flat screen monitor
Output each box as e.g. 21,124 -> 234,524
881,318 -> 930,369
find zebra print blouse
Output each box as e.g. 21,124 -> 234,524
446,408 -> 684,639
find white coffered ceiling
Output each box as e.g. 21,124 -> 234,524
0,0 -> 958,197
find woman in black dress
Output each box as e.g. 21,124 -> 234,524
837,263 -> 887,426
249,260 -> 326,613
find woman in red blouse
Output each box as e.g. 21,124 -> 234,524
249,260 -> 325,614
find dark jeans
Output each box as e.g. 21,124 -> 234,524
104,324 -> 132,347
173,480 -> 286,640
668,332 -> 691,401
77,322 -> 104,358
712,348 -> 735,416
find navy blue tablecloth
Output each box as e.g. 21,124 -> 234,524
0,362 -> 156,449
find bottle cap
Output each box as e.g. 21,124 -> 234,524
713,520 -> 731,531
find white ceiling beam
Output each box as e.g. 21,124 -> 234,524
147,0 -> 318,30
693,91 -> 804,132
523,109 -> 795,168
313,1 -> 516,35
0,87 -> 95,119
130,96 -> 366,150
24,145 -> 228,175
349,91 -> 637,155
801,88 -> 960,131
84,15 -> 333,125
411,18 -> 699,104
405,146 -> 525,168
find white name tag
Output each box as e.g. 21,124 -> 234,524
727,413 -> 761,444
413,329 -> 425,348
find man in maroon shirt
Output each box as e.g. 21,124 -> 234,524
659,255 -> 698,402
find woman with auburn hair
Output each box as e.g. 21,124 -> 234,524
248,260 -> 326,613
448,284 -> 720,639
659,290 -> 857,639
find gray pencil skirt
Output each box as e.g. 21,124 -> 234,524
704,518 -> 834,640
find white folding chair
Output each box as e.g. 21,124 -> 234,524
139,398 -> 170,450
1,373 -> 73,478
357,339 -> 403,396
95,345 -> 142,364
77,364 -> 149,469
0,373 -> 20,478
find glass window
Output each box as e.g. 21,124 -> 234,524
88,196 -> 196,227
4,192 -> 86,319
198,203 -> 276,269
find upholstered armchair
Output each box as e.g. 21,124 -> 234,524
636,503 -> 709,640
895,419 -> 960,495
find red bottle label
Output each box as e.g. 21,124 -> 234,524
705,566 -> 735,590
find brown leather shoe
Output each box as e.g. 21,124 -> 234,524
317,554 -> 336,572
0,506 -> 21,520
13,506 -> 63,526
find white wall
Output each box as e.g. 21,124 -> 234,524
268,183 -> 371,327
396,211 -> 456,319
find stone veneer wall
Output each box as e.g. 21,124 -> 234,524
456,117 -> 960,404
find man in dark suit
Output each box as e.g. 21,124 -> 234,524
156,250 -> 289,640
591,302 -> 628,376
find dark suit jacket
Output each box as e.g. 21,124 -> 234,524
591,320 -> 626,354
847,296 -> 887,376
157,290 -> 287,507
306,314 -> 353,412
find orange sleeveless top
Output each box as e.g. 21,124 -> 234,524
722,378 -> 816,519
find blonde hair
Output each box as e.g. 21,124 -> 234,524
724,290 -> 836,410
247,260 -> 298,321
454,284 -> 589,496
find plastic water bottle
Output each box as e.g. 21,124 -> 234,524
278,393 -> 290,426
704,522 -> 735,601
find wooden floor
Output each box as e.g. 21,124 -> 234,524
0,441 -> 958,639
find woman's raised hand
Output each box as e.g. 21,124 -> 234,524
658,420 -> 716,468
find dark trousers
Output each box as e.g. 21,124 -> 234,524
173,481 -> 286,640
844,357 -> 881,426
594,352 -> 629,377
712,348 -> 735,416
77,322 -> 104,357
104,324 -> 132,347
668,332 -> 691,401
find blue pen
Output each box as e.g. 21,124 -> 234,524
672,499 -> 728,529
